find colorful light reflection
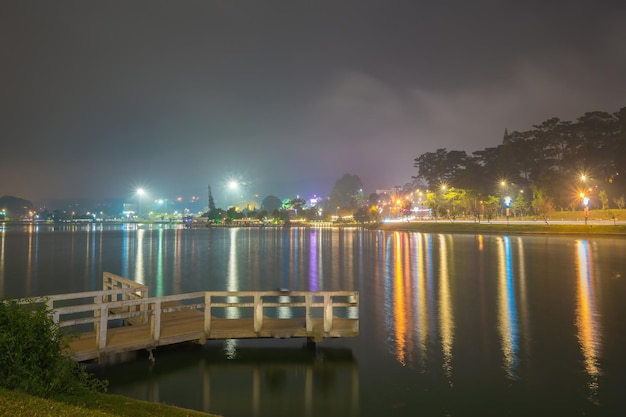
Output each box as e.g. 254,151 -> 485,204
575,239 -> 602,400
497,236 -> 519,379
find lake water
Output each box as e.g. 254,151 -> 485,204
2,223 -> 626,416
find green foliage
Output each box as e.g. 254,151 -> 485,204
208,186 -> 216,211
598,190 -> 609,210
511,192 -> 530,216
0,299 -> 107,397
0,195 -> 34,219
261,195 -> 282,212
530,185 -> 554,220
327,173 -> 364,211
0,386 -> 218,417
482,195 -> 500,220
412,107 -> 626,211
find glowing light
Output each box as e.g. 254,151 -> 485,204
438,234 -> 454,379
393,232 -> 408,366
575,239 -> 601,398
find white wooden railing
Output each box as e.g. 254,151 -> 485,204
18,273 -> 358,354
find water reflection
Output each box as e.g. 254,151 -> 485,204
156,228 -> 164,297
497,236 -> 520,379
384,232 -> 456,377
227,228 -> 241,319
95,345 -> 358,417
413,232 -> 429,370
309,230 -> 319,291
393,232 -> 409,366
4,226 -> 626,415
134,228 -> 145,285
438,234 -> 455,380
575,239 -> 602,401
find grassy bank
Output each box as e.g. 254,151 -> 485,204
374,221 -> 626,236
369,208 -> 626,236
0,387 -> 219,417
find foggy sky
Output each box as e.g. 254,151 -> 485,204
2,0 -> 625,207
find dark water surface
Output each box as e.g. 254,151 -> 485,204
2,224 -> 626,416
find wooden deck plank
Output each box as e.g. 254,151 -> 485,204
67,315 -> 358,361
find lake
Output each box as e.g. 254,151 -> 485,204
1,223 -> 625,416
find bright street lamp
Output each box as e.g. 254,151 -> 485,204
136,188 -> 146,219
582,193 -> 590,225
504,196 -> 512,224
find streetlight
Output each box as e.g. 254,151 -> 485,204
504,196 -> 512,224
581,193 -> 590,225
136,188 -> 146,219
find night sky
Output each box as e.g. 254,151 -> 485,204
2,1 -> 625,207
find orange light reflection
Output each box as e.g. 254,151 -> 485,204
438,234 -> 454,379
393,232 -> 408,366
575,239 -> 601,400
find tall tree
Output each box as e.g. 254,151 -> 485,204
262,195 -> 282,212
327,173 -> 364,211
208,185 -> 216,211
413,148 -> 468,189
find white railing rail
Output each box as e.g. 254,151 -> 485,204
50,290 -> 358,349
13,273 -> 358,355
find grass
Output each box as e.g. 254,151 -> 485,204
376,221 -> 626,235
372,208 -> 626,236
0,387 -> 219,417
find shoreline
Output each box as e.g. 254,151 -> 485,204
371,220 -> 626,236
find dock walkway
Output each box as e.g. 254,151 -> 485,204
32,273 -> 359,362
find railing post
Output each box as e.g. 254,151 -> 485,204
254,294 -> 263,332
139,287 -> 147,324
151,300 -> 161,342
305,293 -> 313,332
324,293 -> 333,332
204,293 -> 212,334
96,304 -> 108,350
94,296 -> 101,337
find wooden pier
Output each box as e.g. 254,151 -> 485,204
34,273 -> 359,362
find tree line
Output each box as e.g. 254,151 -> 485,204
413,107 -> 626,219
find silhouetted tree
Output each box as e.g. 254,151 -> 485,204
262,195 -> 281,212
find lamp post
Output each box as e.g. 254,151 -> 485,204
136,188 -> 145,220
580,193 -> 589,225
504,196 -> 512,224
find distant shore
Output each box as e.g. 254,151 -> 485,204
371,220 -> 626,236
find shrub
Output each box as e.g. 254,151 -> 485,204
0,298 -> 107,397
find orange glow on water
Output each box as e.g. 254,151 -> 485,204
575,240 -> 601,397
438,234 -> 454,378
393,232 -> 408,366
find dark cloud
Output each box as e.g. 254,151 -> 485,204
1,1 -> 624,205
